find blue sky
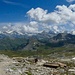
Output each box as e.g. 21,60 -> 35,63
0,0 -> 74,23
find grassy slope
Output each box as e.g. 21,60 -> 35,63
0,46 -> 75,57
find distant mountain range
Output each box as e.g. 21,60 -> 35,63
0,24 -> 75,50
0,28 -> 75,50
0,24 -> 75,36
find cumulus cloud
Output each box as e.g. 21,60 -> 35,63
27,8 -> 61,24
26,4 -> 75,33
27,5 -> 75,25
29,21 -> 38,28
66,0 -> 75,3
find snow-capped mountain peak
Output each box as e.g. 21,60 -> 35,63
0,23 -> 75,36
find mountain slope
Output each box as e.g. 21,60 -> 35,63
0,37 -> 28,50
0,32 -> 75,50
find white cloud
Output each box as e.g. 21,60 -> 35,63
69,4 -> 75,11
29,21 -> 38,28
66,0 -> 75,3
27,8 -> 48,22
27,5 -> 75,27
27,8 -> 61,24
26,5 -> 75,33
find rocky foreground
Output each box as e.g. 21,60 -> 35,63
0,54 -> 75,75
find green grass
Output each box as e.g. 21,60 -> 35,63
0,46 -> 74,57
0,50 -> 36,57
